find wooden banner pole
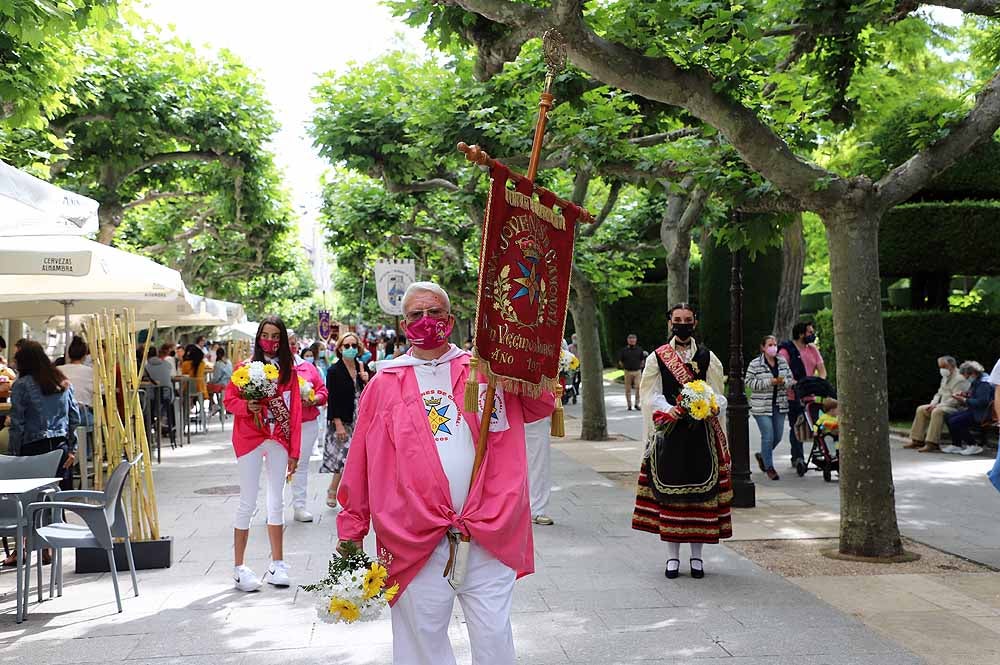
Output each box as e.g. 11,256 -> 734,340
464,29 -> 568,493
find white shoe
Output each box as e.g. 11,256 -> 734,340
961,445 -> 984,456
266,560 -> 290,587
940,445 -> 959,454
293,507 -> 314,523
234,565 -> 262,592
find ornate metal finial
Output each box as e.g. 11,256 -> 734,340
542,29 -> 568,79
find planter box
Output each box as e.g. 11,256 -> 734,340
75,536 -> 172,573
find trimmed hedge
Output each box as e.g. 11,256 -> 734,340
880,201 -> 1000,277
699,236 -> 782,363
601,283 -> 670,363
813,309 -> 1000,419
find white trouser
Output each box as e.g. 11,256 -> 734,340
234,440 -> 288,529
391,537 -> 516,665
291,418 -> 319,509
524,417 -> 552,517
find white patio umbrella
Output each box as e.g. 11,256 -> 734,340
203,297 -> 246,325
0,160 -> 99,236
216,321 -> 260,342
48,290 -> 227,341
0,235 -> 188,355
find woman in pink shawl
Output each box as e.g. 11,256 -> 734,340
337,282 -> 553,665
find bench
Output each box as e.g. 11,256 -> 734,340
969,401 -> 999,448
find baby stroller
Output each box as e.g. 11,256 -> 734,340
561,369 -> 579,405
792,377 -> 840,482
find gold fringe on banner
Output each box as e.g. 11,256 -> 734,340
551,386 -> 565,437
476,355 -> 561,399
465,354 -> 481,412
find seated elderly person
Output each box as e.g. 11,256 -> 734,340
906,356 -> 968,453
943,361 -> 993,456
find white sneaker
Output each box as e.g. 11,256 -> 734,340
940,445 -> 960,454
293,507 -> 314,523
961,445 -> 984,456
266,560 -> 290,587
234,565 -> 262,592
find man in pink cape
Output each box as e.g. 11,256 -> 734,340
337,281 -> 554,665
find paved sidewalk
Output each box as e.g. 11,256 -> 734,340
0,413 -> 922,664
562,379 -> 1000,665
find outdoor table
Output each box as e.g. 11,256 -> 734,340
0,477 -> 60,624
171,376 -> 194,447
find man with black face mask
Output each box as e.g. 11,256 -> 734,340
778,321 -> 827,470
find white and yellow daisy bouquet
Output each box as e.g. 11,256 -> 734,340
678,380 -> 720,421
298,375 -> 316,403
230,360 -> 279,429
558,349 -> 579,374
301,542 -> 399,624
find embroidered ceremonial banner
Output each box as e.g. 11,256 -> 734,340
474,162 -> 583,395
374,258 -> 415,316
317,310 -> 333,343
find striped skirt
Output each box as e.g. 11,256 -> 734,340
632,434 -> 733,544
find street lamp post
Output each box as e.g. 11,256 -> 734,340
726,244 -> 756,508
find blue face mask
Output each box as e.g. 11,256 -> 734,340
303,355 -> 315,364
360,351 -> 372,363
342,348 -> 359,360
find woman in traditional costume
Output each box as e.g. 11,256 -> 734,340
632,303 -> 732,578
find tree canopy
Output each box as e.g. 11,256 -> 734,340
391,0 -> 1000,558
1,22 -> 313,319
0,0 -> 119,128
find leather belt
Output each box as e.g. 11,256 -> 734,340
442,530 -> 471,578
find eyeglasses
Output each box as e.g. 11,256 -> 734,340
342,343 -> 359,349
404,308 -> 447,323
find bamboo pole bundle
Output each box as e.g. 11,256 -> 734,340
84,309 -> 161,542
227,339 -> 251,364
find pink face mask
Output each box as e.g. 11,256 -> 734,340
764,345 -> 778,357
406,316 -> 454,350
260,338 -> 280,355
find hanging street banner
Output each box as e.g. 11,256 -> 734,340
374,259 -> 415,316
474,162 -> 584,396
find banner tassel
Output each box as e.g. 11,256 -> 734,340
465,354 -> 481,413
551,386 -> 565,438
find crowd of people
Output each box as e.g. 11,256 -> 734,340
5,288 -> 1000,664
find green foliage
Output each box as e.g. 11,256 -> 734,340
43,28 -> 277,205
699,234 -> 782,361
712,211 -> 789,260
814,309 -> 1000,418
318,170 -> 480,320
299,540 -> 374,594
600,283 -> 670,363
879,201 -> 1000,277
802,211 -> 829,284
2,22 -> 305,314
846,94 -> 1000,198
0,0 -> 119,128
310,49 -> 659,316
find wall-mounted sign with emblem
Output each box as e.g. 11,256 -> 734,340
374,259 -> 415,316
